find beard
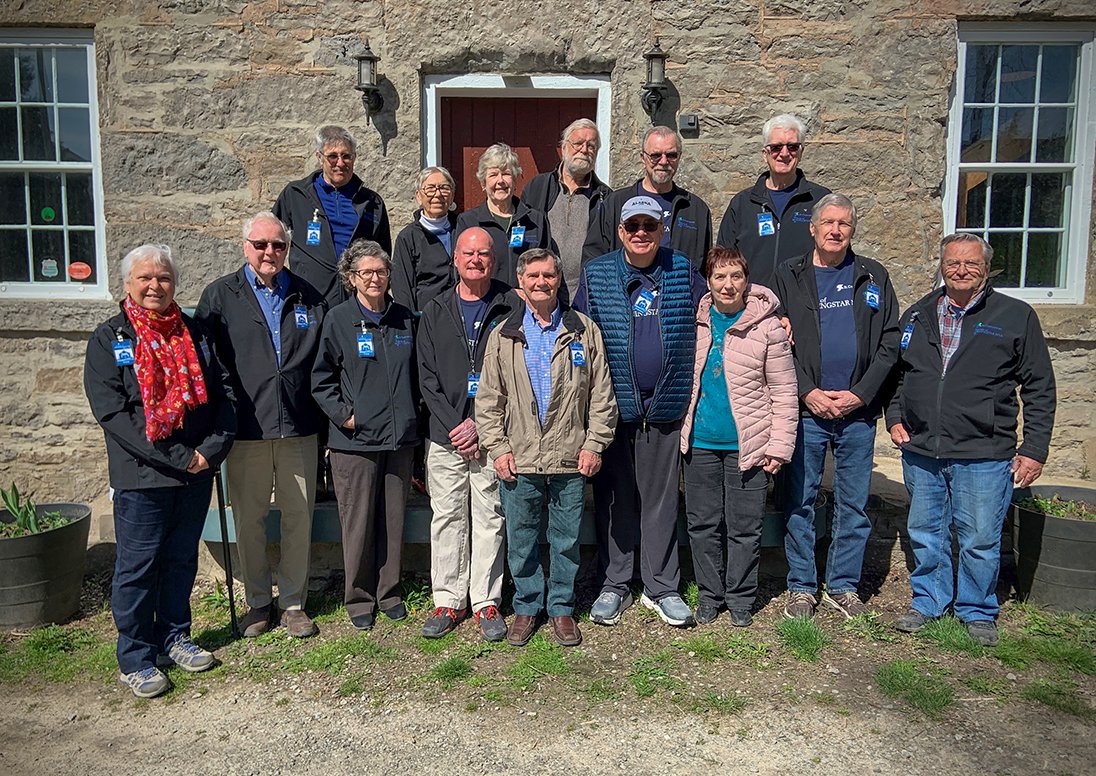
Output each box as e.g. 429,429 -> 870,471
564,153 -> 594,178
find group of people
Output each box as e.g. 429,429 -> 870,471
84,116 -> 1056,699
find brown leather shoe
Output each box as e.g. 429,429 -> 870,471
550,615 -> 582,647
280,608 -> 318,639
507,614 -> 538,647
239,604 -> 273,638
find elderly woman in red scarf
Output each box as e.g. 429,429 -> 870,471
84,244 -> 236,699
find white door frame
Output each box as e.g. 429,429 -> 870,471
422,73 -> 612,182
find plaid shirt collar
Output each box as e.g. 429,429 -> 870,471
937,287 -> 986,372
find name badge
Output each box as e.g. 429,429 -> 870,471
864,283 -> 881,311
293,305 -> 310,329
113,340 -> 135,366
357,332 -> 375,358
633,288 -> 657,316
199,340 -> 211,361
467,371 -> 480,398
306,220 -> 322,245
900,322 -> 914,350
570,341 -> 586,367
509,225 -> 525,248
757,212 -> 775,237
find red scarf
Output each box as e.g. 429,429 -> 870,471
123,297 -> 209,442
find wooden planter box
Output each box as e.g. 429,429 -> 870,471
0,504 -> 91,629
1011,485 -> 1096,612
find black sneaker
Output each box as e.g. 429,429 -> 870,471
475,605 -> 508,642
729,609 -> 753,628
381,602 -> 407,621
695,603 -> 720,624
350,612 -> 375,630
895,608 -> 929,633
421,606 -> 468,638
965,620 -> 999,647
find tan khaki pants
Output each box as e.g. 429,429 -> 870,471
426,440 -> 506,612
225,435 -> 318,610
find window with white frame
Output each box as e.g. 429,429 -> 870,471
946,24 -> 1095,304
0,30 -> 106,299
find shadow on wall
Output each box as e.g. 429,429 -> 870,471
372,76 -> 400,156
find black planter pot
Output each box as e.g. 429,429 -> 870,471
1011,485 -> 1096,612
0,504 -> 92,629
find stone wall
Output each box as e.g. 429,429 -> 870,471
0,0 -> 1094,501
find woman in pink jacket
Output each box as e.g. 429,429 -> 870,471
681,247 -> 798,627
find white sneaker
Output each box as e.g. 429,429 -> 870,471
640,593 -> 695,627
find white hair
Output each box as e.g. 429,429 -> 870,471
560,118 -> 600,147
121,244 -> 177,283
314,125 -> 357,156
762,114 -> 806,145
241,211 -> 292,243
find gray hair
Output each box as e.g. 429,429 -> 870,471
314,125 -> 357,156
241,211 -> 292,243
940,232 -> 994,265
812,193 -> 858,229
516,247 -> 563,277
337,239 -> 391,290
642,125 -> 682,154
476,143 -> 522,183
560,118 -> 600,147
121,244 -> 177,284
762,114 -> 806,145
416,165 -> 456,192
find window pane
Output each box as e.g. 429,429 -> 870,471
1035,107 -> 1073,163
999,45 -> 1037,103
1029,173 -> 1069,229
1040,45 -> 1079,103
21,105 -> 55,161
995,107 -> 1033,162
66,172 -> 94,225
964,44 -> 998,103
17,49 -> 53,102
0,107 -> 17,160
960,107 -> 993,162
29,173 -> 62,226
0,172 -> 26,225
1026,232 -> 1063,287
956,171 -> 988,229
55,48 -> 88,104
58,107 -> 90,162
988,232 -> 1022,287
0,49 -> 15,102
67,230 -> 96,283
989,173 -> 1027,228
31,229 -> 64,282
0,229 -> 29,281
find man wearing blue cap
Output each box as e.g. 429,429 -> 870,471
573,196 -> 707,628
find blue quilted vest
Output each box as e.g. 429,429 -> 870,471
580,247 -> 697,424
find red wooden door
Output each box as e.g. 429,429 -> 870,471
441,96 -> 598,212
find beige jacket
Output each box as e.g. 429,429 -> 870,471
476,305 -> 618,475
680,284 -> 799,469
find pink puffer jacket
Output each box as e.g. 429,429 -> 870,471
680,283 -> 799,470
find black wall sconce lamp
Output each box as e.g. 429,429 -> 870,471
354,41 -> 383,123
640,38 -> 668,120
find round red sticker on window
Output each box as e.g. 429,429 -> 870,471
69,261 -> 93,281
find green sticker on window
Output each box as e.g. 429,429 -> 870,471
41,207 -> 56,222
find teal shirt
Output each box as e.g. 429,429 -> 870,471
692,307 -> 744,450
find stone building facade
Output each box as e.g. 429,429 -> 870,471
0,1 -> 1094,503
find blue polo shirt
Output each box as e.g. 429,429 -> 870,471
522,304 -> 562,427
244,264 -> 290,365
313,175 -> 361,260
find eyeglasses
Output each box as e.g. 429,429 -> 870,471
816,218 -> 854,231
352,268 -> 390,279
765,142 -> 802,154
565,139 -> 599,152
643,150 -> 680,162
322,152 -> 355,164
246,239 -> 288,252
420,184 -> 453,196
942,260 -> 985,272
622,220 -> 662,234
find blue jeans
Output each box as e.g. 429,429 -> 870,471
501,473 -> 585,617
902,450 -> 1013,622
784,416 -> 875,595
112,480 -> 212,674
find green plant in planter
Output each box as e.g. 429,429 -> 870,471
1017,495 -> 1096,523
0,483 -> 70,539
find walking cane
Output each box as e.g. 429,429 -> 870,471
214,469 -> 240,638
